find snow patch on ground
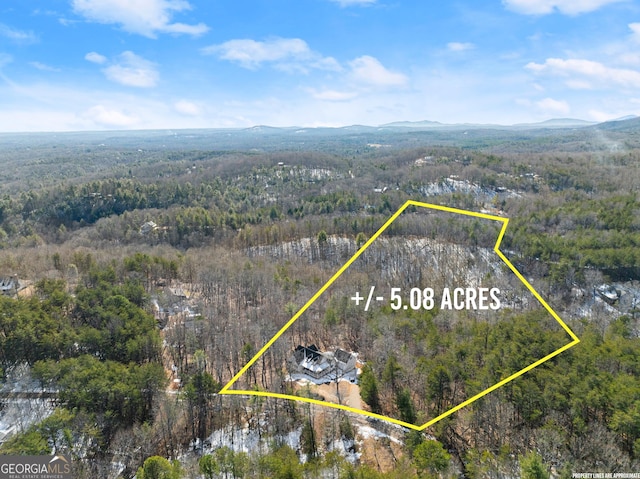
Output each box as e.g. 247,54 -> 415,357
198,420 -> 363,465
355,424 -> 403,445
201,424 -> 302,456
0,364 -> 55,444
328,437 -> 361,464
420,177 -> 521,199
286,369 -> 359,386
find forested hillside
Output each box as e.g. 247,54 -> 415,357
0,122 -> 639,478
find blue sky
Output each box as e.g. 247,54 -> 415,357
1,0 -> 640,131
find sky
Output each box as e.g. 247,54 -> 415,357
1,0 -> 640,131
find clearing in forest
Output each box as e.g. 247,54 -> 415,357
220,200 -> 580,430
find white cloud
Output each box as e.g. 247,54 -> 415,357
503,0 -> 624,15
348,55 -> 407,87
585,109 -> 637,122
71,0 -> 209,38
0,78 -> 216,131
0,23 -> 37,44
102,51 -> 159,87
526,58 -> 640,89
565,79 -> 593,89
203,38 -> 308,68
328,0 -> 376,6
618,52 -> 640,66
447,42 -> 475,52
29,62 -> 61,72
630,22 -> 640,42
0,53 -> 12,69
536,97 -> 571,115
309,89 -> 359,101
587,110 -> 613,122
84,104 -> 139,127
85,51 -> 107,64
202,37 -> 340,72
517,96 -> 574,118
273,56 -> 341,74
59,17 -> 79,27
174,100 -> 201,116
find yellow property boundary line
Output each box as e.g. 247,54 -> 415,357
219,200 -> 581,431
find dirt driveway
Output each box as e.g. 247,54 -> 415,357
312,380 -> 362,410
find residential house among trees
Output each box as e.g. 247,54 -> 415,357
288,345 -> 357,382
334,348 -> 357,375
0,275 -> 19,296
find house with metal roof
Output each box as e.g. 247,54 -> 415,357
0,276 -> 19,296
288,345 -> 357,382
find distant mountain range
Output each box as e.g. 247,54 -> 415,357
1,116 -> 639,141
379,116 -> 638,130
586,115 -> 640,131
239,116 -> 640,134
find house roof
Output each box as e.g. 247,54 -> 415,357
293,344 -> 321,364
300,355 -> 331,374
0,277 -> 17,291
334,349 -> 353,364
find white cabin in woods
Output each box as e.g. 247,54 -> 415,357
334,348 -> 357,374
0,276 -> 19,296
288,345 -> 357,382
139,221 -> 158,235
